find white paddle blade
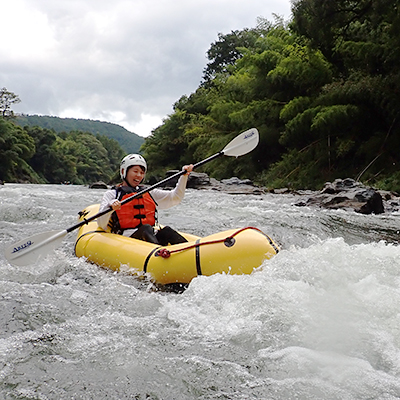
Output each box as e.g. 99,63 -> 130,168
222,128 -> 259,157
5,230 -> 68,267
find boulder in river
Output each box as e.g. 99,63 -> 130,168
187,172 -> 211,188
160,171 -> 210,188
89,181 -> 108,189
220,177 -> 253,186
160,171 -> 263,194
295,178 -> 385,214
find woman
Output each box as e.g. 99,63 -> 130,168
97,154 -> 193,246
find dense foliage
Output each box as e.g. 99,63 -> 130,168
142,2 -> 400,191
0,118 -> 125,184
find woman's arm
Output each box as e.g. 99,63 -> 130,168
151,165 -> 193,210
97,189 -> 118,230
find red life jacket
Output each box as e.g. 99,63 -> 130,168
110,186 -> 157,232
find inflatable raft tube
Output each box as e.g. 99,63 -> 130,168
74,204 -> 279,286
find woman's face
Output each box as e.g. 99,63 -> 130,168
125,165 -> 145,187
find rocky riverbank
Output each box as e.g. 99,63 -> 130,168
192,175 -> 400,214
89,174 -> 400,214
292,178 -> 400,214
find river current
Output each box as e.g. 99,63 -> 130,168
1,183 -> 400,399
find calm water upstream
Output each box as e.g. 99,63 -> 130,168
1,183 -> 400,399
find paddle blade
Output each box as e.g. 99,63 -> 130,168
5,230 -> 68,267
222,128 -> 259,157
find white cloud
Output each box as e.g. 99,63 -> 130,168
1,0 -> 292,137
129,114 -> 163,138
0,0 -> 57,62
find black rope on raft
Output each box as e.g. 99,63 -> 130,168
78,210 -> 90,225
154,227 -> 264,259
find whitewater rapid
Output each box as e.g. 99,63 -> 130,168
1,183 -> 400,399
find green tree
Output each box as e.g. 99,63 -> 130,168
202,28 -> 261,84
96,134 -> 126,173
63,131 -> 114,184
0,118 -> 37,182
288,0 -> 400,189
26,126 -> 75,183
142,110 -> 191,177
292,0 -> 398,73
0,88 -> 21,118
143,20 -> 300,180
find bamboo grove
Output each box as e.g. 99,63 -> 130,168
142,0 -> 400,191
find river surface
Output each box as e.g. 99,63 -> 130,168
1,183 -> 400,399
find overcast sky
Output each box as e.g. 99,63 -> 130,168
1,0 -> 292,137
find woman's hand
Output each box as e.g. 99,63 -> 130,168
183,164 -> 194,175
110,199 -> 121,210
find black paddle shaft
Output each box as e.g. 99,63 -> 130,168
66,151 -> 223,234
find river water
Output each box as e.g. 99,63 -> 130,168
1,183 -> 400,399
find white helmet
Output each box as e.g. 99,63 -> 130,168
120,154 -> 147,180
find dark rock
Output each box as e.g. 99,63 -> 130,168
205,177 -> 263,195
221,177 -> 253,185
147,175 -> 160,185
187,172 -> 211,188
270,188 -> 291,194
162,170 -> 182,187
161,170 -> 210,188
157,170 -> 262,194
377,190 -> 400,213
89,181 -> 108,189
295,178 -> 385,214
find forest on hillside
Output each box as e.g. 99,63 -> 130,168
14,115 -> 144,154
1,0 -> 400,191
0,117 -> 125,184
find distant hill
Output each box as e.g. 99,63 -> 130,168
15,114 -> 145,154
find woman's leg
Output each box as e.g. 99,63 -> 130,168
156,226 -> 188,246
131,224 -> 159,244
